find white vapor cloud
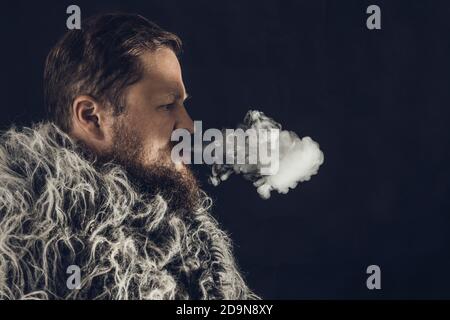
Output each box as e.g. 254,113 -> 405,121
209,110 -> 324,199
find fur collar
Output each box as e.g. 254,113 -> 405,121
0,122 -> 258,300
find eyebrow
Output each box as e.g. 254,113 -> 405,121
168,91 -> 190,102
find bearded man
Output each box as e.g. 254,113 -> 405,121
0,13 -> 258,300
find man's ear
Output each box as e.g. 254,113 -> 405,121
70,95 -> 113,152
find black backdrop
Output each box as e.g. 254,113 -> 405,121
1,0 -> 450,299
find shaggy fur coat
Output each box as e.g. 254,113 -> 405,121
0,122 -> 258,300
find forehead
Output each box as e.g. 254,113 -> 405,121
138,47 -> 185,97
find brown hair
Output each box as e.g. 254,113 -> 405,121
43,13 -> 182,132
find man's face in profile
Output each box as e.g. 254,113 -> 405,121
102,47 -> 198,209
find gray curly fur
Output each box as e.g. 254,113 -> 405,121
0,122 -> 259,300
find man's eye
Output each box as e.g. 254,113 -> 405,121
160,104 -> 176,111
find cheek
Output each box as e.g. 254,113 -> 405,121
140,118 -> 176,150
131,108 -> 174,137
155,119 -> 176,141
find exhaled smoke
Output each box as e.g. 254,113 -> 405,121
209,110 -> 324,199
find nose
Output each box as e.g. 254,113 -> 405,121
175,105 -> 194,134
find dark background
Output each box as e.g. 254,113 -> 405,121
1,0 -> 450,299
